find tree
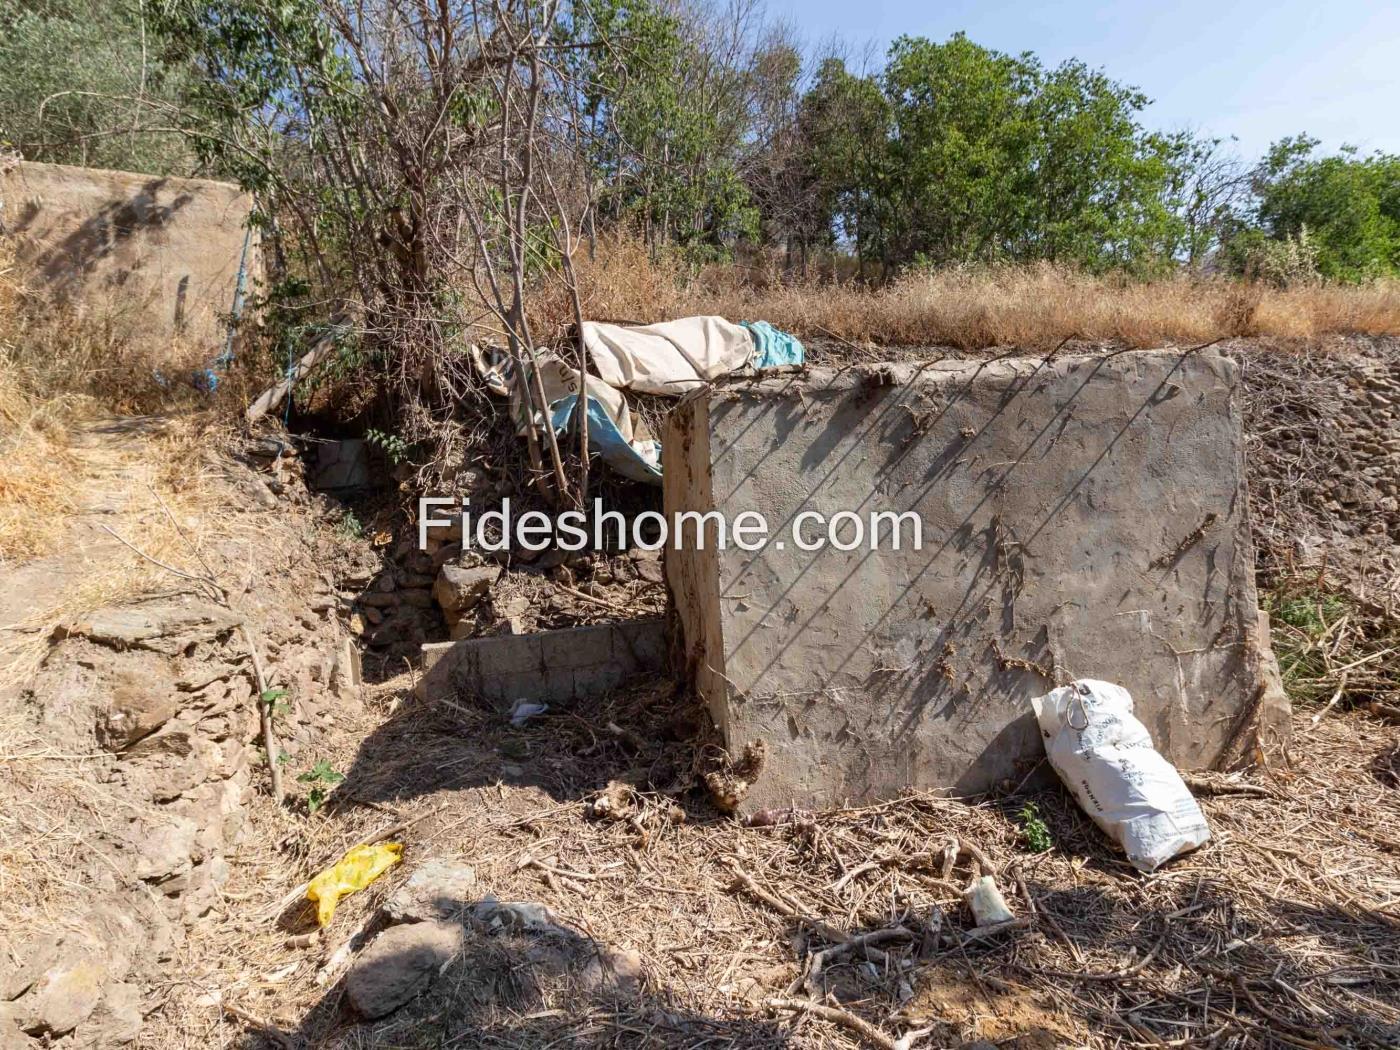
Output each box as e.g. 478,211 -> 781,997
578,0 -> 762,255
0,0 -> 193,173
1247,136 -> 1400,280
785,34 -> 1191,275
1154,132 -> 1252,270
794,57 -> 890,272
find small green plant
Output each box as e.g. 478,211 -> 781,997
1271,591 -> 1347,635
365,427 -> 410,465
261,687 -> 291,719
298,759 -> 346,814
1264,588 -> 1352,702
1017,802 -> 1053,853
336,510 -> 364,540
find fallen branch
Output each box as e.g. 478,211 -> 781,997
766,998 -> 933,1050
219,1002 -> 294,1049
246,328 -> 337,423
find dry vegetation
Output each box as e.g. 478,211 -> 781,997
533,234 -> 1400,351
145,676 -> 1400,1049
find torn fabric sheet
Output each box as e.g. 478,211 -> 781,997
581,316 -> 758,394
508,352 -> 662,483
475,316 -> 802,485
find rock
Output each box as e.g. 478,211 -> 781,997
361,592 -> 399,609
628,548 -> 664,584
96,675 -> 181,750
0,1005 -> 29,1050
345,921 -> 465,1019
329,639 -> 362,698
434,565 -> 500,616
16,958 -> 106,1036
130,816 -> 198,883
71,981 -> 142,1048
580,947 -> 644,996
60,599 -> 239,655
383,859 -> 478,924
0,937 -> 57,1001
431,542 -> 461,569
473,898 -> 557,932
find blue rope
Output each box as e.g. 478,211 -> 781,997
196,224 -> 254,393
283,333 -> 299,425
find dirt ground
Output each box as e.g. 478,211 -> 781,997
4,337 -> 1399,1050
156,675 -> 1400,1049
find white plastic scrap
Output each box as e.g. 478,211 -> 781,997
509,700 -> 549,727
963,874 -> 1015,926
1031,679 -> 1210,873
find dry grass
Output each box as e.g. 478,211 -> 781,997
0,413 -> 227,688
0,368 -> 82,562
0,239 -> 214,414
143,675 -> 1400,1050
529,234 -> 1400,351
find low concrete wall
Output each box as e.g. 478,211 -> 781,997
417,619 -> 668,704
1,161 -> 256,352
665,349 -> 1289,811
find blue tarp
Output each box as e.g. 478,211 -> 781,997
548,395 -> 663,484
742,320 -> 806,370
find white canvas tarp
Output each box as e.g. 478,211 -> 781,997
581,317 -> 756,395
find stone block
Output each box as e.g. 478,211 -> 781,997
417,620 -> 667,704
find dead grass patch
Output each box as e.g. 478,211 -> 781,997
528,235 -> 1400,350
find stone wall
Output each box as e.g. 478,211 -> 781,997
1,161 -> 256,352
665,349 -> 1289,812
417,620 -> 668,703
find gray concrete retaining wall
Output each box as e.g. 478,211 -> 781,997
416,619 -> 668,704
665,349 -> 1289,811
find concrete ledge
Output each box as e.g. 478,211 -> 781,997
416,619 -> 668,703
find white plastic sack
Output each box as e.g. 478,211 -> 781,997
1031,679 -> 1210,872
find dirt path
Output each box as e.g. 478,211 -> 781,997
0,416 -> 187,688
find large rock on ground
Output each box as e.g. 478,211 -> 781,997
433,564 -> 500,621
14,957 -> 106,1036
383,859 -> 477,924
345,921 -> 465,1019
665,350 -> 1290,810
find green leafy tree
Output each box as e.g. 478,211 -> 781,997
790,34 -> 1187,275
0,0 -> 193,173
795,58 -> 892,273
577,0 -> 759,255
1247,136 -> 1400,280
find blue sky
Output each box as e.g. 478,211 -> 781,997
771,0 -> 1400,161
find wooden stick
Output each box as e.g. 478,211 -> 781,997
246,330 -> 336,423
766,998 -> 933,1050
219,1002 -> 294,1049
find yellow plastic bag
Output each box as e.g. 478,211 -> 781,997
306,842 -> 403,927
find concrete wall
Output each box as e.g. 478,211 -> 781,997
665,349 -> 1289,811
417,620 -> 668,704
1,161 -> 255,352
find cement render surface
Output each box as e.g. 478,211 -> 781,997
665,349 -> 1287,810
2,161 -> 256,352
